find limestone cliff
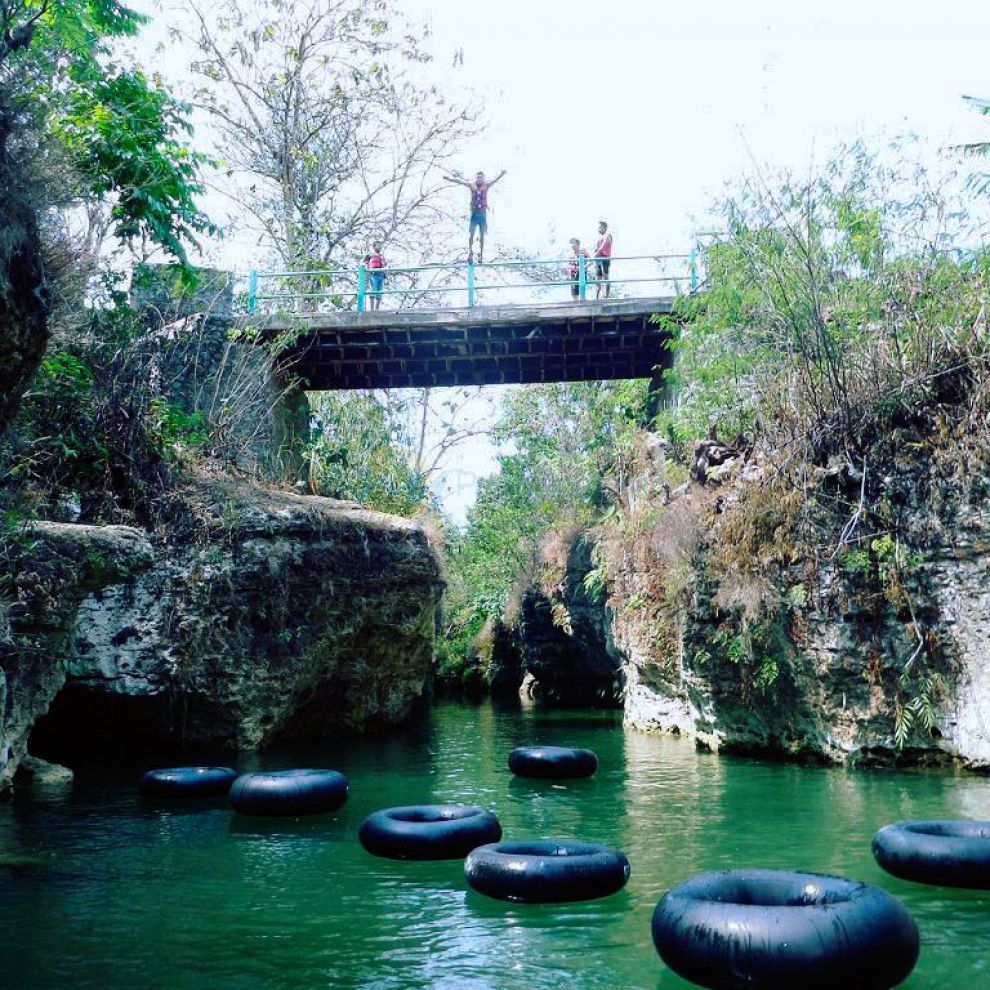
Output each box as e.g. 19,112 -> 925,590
0,522 -> 154,792
509,435 -> 990,769
510,527 -> 621,706
1,480 -> 443,790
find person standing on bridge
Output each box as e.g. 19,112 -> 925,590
593,221 -> 613,299
445,169 -> 507,264
567,238 -> 591,300
367,241 -> 387,311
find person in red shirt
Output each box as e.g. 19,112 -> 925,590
594,220 -> 613,299
445,168 -> 507,264
567,238 -> 591,300
367,242 -> 386,311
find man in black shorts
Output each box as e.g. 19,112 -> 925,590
594,220 -> 613,299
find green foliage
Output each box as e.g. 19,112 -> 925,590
438,381 -> 652,678
7,349 -> 106,491
658,145 -> 990,450
461,382 -> 648,614
583,561 -> 608,602
894,672 -> 948,749
2,0 -> 213,271
961,96 -> 990,195
307,393 -> 429,516
840,547 -> 872,577
52,68 -> 217,268
0,298 -> 180,523
713,614 -> 790,695
433,609 -> 487,693
147,399 -> 209,460
84,548 -> 108,578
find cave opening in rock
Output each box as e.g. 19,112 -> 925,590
28,683 -> 194,768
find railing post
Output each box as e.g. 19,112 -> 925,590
578,252 -> 587,301
689,246 -> 698,294
248,270 -> 258,314
467,259 -> 475,308
357,264 -> 367,312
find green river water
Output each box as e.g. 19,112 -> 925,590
2,700 -> 990,989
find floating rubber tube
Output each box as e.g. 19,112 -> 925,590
138,766 -> 238,798
359,804 -> 502,860
229,769 -> 348,817
873,819 -> 990,888
465,839 -> 630,902
507,746 -> 598,779
651,869 -> 919,990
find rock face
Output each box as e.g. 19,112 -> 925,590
132,265 -> 310,481
509,434 -> 990,769
485,620 -> 525,697
513,529 -> 621,706
603,443 -> 979,767
2,480 -> 443,788
1,521 -> 154,792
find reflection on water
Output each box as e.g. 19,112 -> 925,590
1,700 -> 989,988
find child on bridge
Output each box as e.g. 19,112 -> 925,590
367,242 -> 387,311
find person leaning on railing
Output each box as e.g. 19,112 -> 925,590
567,238 -> 591,299
594,220 -> 613,299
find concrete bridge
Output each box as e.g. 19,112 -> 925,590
250,297 -> 676,390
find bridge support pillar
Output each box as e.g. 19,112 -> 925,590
132,264 -> 310,483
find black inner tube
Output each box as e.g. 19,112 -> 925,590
465,839 -> 630,903
359,804 -> 502,860
507,746 -> 598,780
652,869 -> 919,990
873,818 -> 990,889
138,766 -> 238,798
387,806 -> 479,823
229,769 -> 348,817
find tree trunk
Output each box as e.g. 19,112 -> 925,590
0,113 -> 50,435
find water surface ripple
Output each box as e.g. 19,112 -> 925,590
2,701 -> 990,988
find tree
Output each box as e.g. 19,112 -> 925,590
445,380 -> 650,625
176,0 -> 475,271
173,0 -> 491,505
961,95 -> 990,195
663,145 -> 981,452
0,0 -> 214,433
307,391 -> 429,515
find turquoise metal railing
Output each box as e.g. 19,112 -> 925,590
245,249 -> 703,315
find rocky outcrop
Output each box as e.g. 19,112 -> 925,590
485,620 -> 525,697
3,480 -> 443,788
512,528 -> 621,706
14,755 -> 73,786
508,432 -> 990,769
610,443 -> 990,767
1,521 -> 154,792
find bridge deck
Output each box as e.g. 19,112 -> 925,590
253,297 -> 676,390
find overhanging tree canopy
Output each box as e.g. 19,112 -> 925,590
0,0 -> 214,433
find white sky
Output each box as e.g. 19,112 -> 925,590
404,0 -> 990,521
402,0 -> 990,256
141,0 -> 990,523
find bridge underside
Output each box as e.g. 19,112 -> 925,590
254,298 -> 676,390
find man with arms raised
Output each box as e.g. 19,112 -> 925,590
445,168 -> 507,264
